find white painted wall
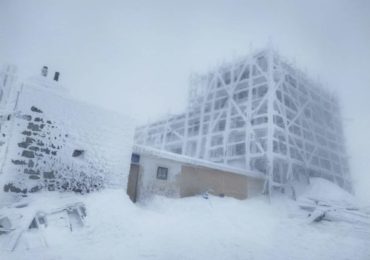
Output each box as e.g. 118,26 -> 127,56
136,155 -> 181,201
135,152 -> 264,201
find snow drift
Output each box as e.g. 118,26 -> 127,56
0,177 -> 369,260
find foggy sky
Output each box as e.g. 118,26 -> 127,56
1,0 -> 370,202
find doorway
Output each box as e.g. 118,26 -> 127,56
127,164 -> 140,202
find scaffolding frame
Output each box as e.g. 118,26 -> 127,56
135,47 -> 351,195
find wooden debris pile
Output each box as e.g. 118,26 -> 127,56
299,197 -> 370,226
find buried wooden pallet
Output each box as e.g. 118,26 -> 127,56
299,197 -> 370,226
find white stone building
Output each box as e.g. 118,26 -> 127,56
0,65 -> 134,205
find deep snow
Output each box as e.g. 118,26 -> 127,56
0,178 -> 369,260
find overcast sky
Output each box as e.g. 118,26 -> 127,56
1,0 -> 370,202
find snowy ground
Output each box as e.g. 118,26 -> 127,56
1,179 -> 369,260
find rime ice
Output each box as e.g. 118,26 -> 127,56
135,48 -> 351,195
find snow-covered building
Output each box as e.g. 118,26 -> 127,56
135,48 -> 351,194
127,144 -> 264,202
0,64 -> 134,205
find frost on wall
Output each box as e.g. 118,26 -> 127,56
3,106 -> 105,194
0,80 -> 134,199
134,49 -> 352,193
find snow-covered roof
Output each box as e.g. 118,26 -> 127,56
133,144 -> 265,179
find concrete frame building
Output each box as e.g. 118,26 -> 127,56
135,48 -> 351,194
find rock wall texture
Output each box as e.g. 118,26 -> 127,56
0,66 -> 134,204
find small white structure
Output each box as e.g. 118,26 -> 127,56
127,145 -> 264,202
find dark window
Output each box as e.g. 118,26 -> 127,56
156,166 -> 168,180
38,215 -> 46,225
235,143 -> 245,155
131,153 -> 140,164
223,71 -> 231,84
240,67 -> 249,80
41,66 -> 48,77
72,149 -> 84,157
28,218 -> 38,229
54,72 -> 60,81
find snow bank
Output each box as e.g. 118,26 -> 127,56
300,177 -> 357,206
0,188 -> 369,260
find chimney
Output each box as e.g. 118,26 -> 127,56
54,71 -> 60,82
41,66 -> 48,77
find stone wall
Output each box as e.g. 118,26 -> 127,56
4,105 -> 64,194
0,71 -> 134,204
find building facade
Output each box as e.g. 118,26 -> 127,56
135,48 -> 351,194
0,64 -> 134,205
127,145 -> 264,202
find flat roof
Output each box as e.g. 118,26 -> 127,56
133,144 -> 265,180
